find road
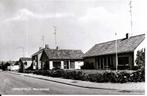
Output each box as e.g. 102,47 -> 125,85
0,71 -> 144,95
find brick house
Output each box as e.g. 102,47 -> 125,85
83,34 -> 145,70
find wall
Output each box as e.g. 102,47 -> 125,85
49,61 -> 53,69
75,61 -> 84,69
84,52 -> 134,70
10,65 -> 19,71
37,53 -> 42,69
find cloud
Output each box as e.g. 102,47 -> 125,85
4,8 -> 75,22
79,7 -> 118,23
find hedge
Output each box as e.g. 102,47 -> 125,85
23,68 -> 145,83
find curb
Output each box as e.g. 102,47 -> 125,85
24,74 -> 117,91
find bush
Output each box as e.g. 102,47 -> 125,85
87,73 -> 98,82
63,70 -> 88,80
72,71 -> 86,80
103,71 -> 118,83
116,71 -> 130,83
24,70 -> 35,73
22,69 -> 145,83
129,68 -> 145,82
50,69 -> 64,77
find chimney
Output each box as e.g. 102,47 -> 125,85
45,44 -> 49,49
126,33 -> 129,39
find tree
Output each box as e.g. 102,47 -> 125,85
135,49 -> 145,69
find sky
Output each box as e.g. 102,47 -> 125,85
0,0 -> 147,61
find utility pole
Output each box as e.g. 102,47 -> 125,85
53,26 -> 57,47
115,32 -> 118,71
129,0 -> 133,36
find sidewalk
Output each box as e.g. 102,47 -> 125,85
10,71 -> 145,92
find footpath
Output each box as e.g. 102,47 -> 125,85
10,71 -> 145,92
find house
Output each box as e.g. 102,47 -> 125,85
7,61 -> 19,71
32,45 -> 49,70
19,57 -> 33,70
40,47 -> 84,70
83,33 -> 145,70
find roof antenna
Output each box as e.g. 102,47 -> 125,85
53,25 -> 57,48
41,35 -> 45,47
129,0 -> 133,36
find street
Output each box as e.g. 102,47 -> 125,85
0,71 -> 144,95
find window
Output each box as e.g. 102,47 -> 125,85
53,61 -> 61,69
118,57 -> 129,64
118,57 -> 129,70
64,61 -> 69,69
70,61 -> 75,69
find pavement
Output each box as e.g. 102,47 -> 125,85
10,71 -> 145,92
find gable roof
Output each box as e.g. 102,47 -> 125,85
84,34 -> 145,57
43,49 -> 84,60
19,57 -> 32,61
32,48 -> 44,57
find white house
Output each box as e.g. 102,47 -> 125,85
19,57 -> 33,70
39,47 -> 84,70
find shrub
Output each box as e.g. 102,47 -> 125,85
22,69 -> 145,83
103,71 -> 118,83
62,70 -> 76,79
72,71 -> 86,80
24,70 -> 34,73
50,69 -> 64,77
129,68 -> 145,82
87,73 -> 99,82
116,71 -> 130,83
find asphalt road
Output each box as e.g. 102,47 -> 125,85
0,71 -> 144,95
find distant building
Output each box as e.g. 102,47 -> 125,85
19,57 -> 32,70
83,34 -> 145,70
39,47 -> 84,70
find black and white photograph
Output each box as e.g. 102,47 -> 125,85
0,0 -> 146,95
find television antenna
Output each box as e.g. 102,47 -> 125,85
129,0 -> 133,36
41,35 -> 45,47
53,25 -> 57,47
